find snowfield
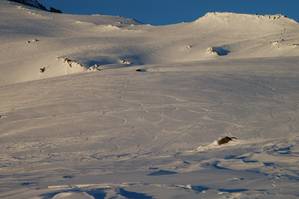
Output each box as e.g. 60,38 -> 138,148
1,1 -> 299,198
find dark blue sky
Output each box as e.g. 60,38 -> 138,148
42,0 -> 299,25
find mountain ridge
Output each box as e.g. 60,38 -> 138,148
7,0 -> 62,13
7,0 -> 47,10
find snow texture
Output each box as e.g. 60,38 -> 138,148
1,1 -> 299,198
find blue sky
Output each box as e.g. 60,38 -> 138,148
42,0 -> 299,25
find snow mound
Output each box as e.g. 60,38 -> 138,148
99,24 -> 122,31
58,57 -> 101,73
52,192 -> 94,199
195,137 -> 240,152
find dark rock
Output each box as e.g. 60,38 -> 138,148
0,114 -> 7,119
136,68 -> 147,72
217,136 -> 237,145
40,67 -> 46,73
49,7 -> 62,13
62,175 -> 73,179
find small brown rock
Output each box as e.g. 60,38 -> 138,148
40,67 -> 46,73
217,136 -> 237,145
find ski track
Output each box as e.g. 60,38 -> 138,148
1,68 -> 299,198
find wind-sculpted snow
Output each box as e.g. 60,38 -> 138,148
1,58 -> 299,198
1,1 -> 299,198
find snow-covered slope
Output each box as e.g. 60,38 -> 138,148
0,1 -> 299,85
1,1 -> 299,199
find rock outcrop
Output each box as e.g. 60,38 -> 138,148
8,0 -> 62,13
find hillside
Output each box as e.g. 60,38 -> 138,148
0,1 -> 299,85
